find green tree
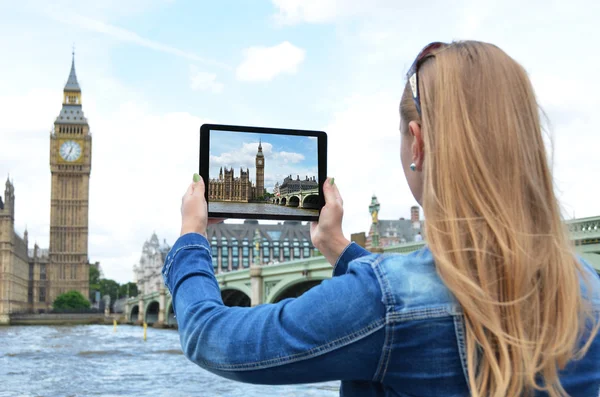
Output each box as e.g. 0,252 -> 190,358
89,266 -> 101,301
119,282 -> 138,298
99,278 -> 120,305
53,290 -> 91,310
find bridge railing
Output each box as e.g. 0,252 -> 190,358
566,216 -> 600,241
383,241 -> 426,254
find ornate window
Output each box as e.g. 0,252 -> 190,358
262,239 -> 270,263
283,239 -> 290,261
303,239 -> 310,257
221,237 -> 229,271
211,237 -> 218,268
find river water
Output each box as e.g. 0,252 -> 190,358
0,325 -> 340,397
208,202 -> 318,216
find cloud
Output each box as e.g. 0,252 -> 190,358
45,9 -> 231,70
274,151 -> 305,164
236,41 -> 306,82
190,66 -> 224,93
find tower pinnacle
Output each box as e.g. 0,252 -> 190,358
64,49 -> 81,93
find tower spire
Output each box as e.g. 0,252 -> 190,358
64,47 -> 81,93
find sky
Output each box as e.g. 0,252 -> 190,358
1,0 -> 599,283
209,130 -> 318,193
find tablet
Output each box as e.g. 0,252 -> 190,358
199,124 -> 327,222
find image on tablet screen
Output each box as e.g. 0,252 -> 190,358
208,130 -> 320,217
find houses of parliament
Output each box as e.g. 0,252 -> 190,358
208,140 -> 266,202
0,55 -> 93,323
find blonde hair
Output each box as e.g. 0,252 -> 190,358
400,41 -> 599,396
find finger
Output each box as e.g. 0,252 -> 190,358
208,218 -> 225,225
323,177 -> 342,206
192,177 -> 205,197
184,183 -> 194,197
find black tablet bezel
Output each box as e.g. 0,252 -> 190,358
199,123 -> 327,222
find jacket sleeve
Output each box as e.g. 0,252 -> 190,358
162,233 -> 386,385
332,242 -> 373,276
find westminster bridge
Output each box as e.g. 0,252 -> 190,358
271,188 -> 320,209
125,216 -> 600,327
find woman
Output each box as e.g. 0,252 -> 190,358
163,41 -> 600,396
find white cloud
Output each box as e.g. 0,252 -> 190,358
236,41 -> 306,82
274,151 -> 304,164
190,66 -> 224,93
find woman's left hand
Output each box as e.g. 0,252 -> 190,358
180,174 -> 224,237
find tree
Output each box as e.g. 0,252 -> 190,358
99,278 -> 120,305
119,282 -> 138,298
53,290 -> 91,310
89,266 -> 101,301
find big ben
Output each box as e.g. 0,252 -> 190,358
256,139 -> 264,198
48,53 -> 92,304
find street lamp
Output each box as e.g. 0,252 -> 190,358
369,195 -> 381,251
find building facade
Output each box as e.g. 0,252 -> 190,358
278,175 -> 318,195
0,180 -> 29,319
207,220 -> 317,273
0,54 -> 93,320
209,141 -> 266,202
133,233 -> 171,296
366,199 -> 424,248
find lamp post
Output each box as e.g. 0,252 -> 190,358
369,195 -> 382,253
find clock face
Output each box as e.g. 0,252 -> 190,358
59,140 -> 82,162
257,159 -> 263,165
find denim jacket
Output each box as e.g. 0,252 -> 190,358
162,233 -> 600,396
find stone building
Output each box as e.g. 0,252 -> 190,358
366,200 -> 424,248
133,233 -> 171,296
278,175 -> 318,195
0,54 -> 94,321
0,180 -> 30,320
206,220 -> 316,273
209,141 -> 266,202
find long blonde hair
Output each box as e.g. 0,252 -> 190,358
400,41 -> 599,396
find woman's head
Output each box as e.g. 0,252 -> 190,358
400,41 -> 549,208
398,41 -> 598,397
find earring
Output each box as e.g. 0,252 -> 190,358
410,163 -> 416,171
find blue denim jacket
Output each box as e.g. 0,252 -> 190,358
163,233 -> 600,396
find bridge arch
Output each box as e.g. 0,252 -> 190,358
302,194 -> 319,209
280,197 -> 287,205
267,277 -> 328,303
144,300 -> 160,325
166,299 -> 176,327
221,287 -> 251,307
287,196 -> 300,207
129,304 -> 139,323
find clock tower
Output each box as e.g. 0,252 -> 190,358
48,53 -> 92,304
255,139 -> 265,198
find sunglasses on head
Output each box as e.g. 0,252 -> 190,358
406,42 -> 448,116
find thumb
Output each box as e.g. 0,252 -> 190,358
323,177 -> 342,206
192,173 -> 205,196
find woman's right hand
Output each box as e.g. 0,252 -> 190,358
310,178 -> 351,266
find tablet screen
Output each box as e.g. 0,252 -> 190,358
201,125 -> 326,221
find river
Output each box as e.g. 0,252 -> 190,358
0,325 -> 340,397
208,202 -> 318,216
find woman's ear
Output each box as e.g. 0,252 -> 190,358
409,121 -> 425,171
